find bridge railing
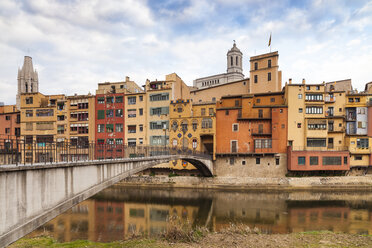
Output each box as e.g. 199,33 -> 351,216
0,138 -> 211,166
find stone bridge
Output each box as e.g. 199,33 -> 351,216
0,154 -> 213,247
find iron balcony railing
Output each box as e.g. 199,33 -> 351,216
0,139 -> 211,166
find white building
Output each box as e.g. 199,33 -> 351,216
193,42 -> 244,89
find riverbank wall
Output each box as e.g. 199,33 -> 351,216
119,175 -> 372,191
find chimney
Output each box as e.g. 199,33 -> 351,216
302,78 -> 306,84
125,76 -> 130,82
289,78 -> 292,84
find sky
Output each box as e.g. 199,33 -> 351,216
1,0 -> 372,104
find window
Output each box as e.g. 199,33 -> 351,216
150,93 -> 169,101
128,96 -> 136,105
258,109 -> 263,118
344,156 -> 348,164
107,139 -> 114,145
116,124 -> 123,132
5,115 -> 11,120
128,125 -> 136,133
139,138 -> 143,145
306,106 -> 323,114
316,86 -> 320,90
106,96 -> 114,103
271,97 -> 275,102
26,97 -> 33,104
150,121 -> 168,130
115,96 -> 123,103
254,75 -> 258,83
306,86 -> 310,90
212,97 -> 216,102
209,108 -> 214,116
77,102 -> 88,109
310,156 -> 318,165
192,138 -> 197,149
225,110 -> 229,115
139,95 -> 143,101
268,59 -> 271,68
97,97 -> 104,104
181,120 -> 188,132
150,107 -> 168,115
254,62 -> 258,70
201,108 -> 206,116
298,157 -> 306,165
26,110 -> 33,117
355,155 -> 362,160
139,108 -> 143,116
357,138 -> 369,148
139,124 -> 143,132
106,124 -> 114,133
177,106 -> 183,113
230,157 -> 235,165
355,98 -> 360,102
172,139 -> 178,147
106,110 -> 114,118
298,94 -> 302,99
242,160 -> 246,165
268,72 -> 271,81
235,100 -> 239,107
254,139 -> 272,148
128,109 -> 136,118
256,157 -> 260,164
233,123 -> 239,132
97,124 -> 104,133
116,139 -> 123,145
297,123 -> 301,128
305,94 -> 323,101
97,110 -> 105,119
115,109 -> 123,117
275,157 -> 280,165
202,118 -> 213,129
257,99 -> 261,103
97,139 -> 104,145
307,123 -> 326,130
231,140 -> 237,153
307,138 -> 326,147
5,128 -> 10,133
36,109 -> 54,117
322,156 -> 342,165
299,108 -> 303,113
192,120 -> 198,130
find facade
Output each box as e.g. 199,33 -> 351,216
169,99 -> 216,170
146,73 -> 190,148
193,42 -> 244,89
249,51 -> 282,93
190,78 -> 250,103
95,77 -> 142,158
17,56 -> 39,110
125,92 -> 147,147
215,92 -> 288,177
0,105 -> 21,164
285,81 -> 350,172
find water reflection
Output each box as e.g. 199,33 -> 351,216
29,187 -> 372,243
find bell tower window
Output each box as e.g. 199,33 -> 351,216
231,56 -> 233,66
25,82 -> 28,93
236,56 -> 238,66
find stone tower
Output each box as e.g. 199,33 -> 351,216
16,56 -> 39,109
226,41 -> 244,82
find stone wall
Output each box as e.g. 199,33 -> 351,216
214,153 -> 287,178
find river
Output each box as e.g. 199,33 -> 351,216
27,185 -> 372,243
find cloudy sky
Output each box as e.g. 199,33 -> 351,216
1,0 -> 372,104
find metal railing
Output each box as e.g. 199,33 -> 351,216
0,139 -> 211,166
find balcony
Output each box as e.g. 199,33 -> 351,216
324,96 -> 336,103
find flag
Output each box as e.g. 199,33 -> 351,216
268,32 -> 271,47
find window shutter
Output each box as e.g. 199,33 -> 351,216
97,110 -> 104,119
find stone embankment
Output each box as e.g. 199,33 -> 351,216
119,175 -> 372,191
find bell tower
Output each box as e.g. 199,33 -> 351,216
16,56 -> 39,109
227,41 -> 243,75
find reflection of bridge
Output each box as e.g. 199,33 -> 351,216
0,147 -> 213,247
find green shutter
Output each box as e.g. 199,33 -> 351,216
97,110 -> 104,119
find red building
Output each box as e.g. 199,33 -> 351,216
95,86 -> 125,159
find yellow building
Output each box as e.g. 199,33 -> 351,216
125,92 -> 147,146
169,100 -> 216,170
20,92 -> 66,163
250,51 -> 282,94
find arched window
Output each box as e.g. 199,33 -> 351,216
25,82 -> 28,93
181,120 -> 188,132
236,56 -> 238,66
192,119 -> 198,131
231,56 -> 233,66
30,83 -> 33,92
192,138 -> 197,149
202,118 -> 213,129
172,121 -> 178,131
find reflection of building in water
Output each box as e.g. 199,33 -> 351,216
94,201 -> 125,242
124,203 -> 198,237
29,200 -> 95,242
287,203 -> 372,235
212,193 -> 288,234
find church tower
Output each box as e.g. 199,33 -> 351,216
226,41 -> 244,82
16,56 -> 39,109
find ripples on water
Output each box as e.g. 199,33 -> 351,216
29,186 -> 372,242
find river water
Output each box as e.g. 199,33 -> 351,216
28,185 -> 372,243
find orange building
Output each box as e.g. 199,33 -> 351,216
0,105 -> 21,164
215,92 -> 288,177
